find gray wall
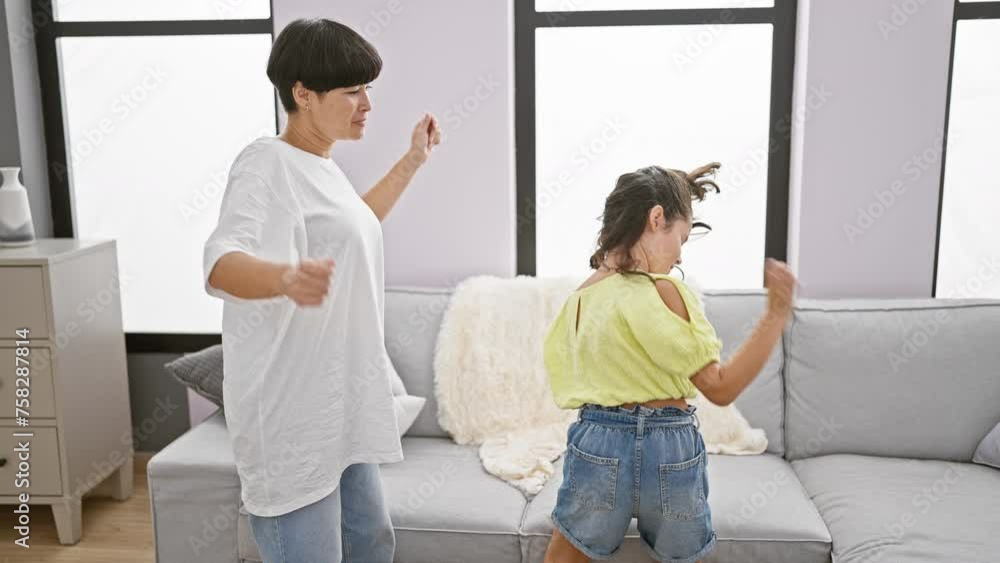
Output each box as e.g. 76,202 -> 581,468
1,0 -> 52,238
787,0 -> 956,298
1,0 -> 962,448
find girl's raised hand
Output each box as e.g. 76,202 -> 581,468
765,258 -> 796,314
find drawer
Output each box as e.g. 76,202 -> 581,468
0,347 -> 56,419
0,426 -> 62,496
0,267 -> 50,339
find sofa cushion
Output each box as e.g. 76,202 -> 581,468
520,453 -> 831,563
163,343 -> 224,405
703,290 -> 786,455
385,287 -> 454,438
384,286 -> 787,451
784,299 -> 1000,461
237,437 -> 525,563
973,419 -> 1000,470
792,454 -> 1000,563
164,341 -> 426,436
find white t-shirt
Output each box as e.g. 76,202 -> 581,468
203,136 -> 404,517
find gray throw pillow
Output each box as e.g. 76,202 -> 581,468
973,421 -> 1000,470
164,344 -> 224,406
164,344 -> 425,436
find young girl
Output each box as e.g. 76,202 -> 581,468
542,162 -> 796,563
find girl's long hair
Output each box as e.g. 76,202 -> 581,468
588,162 -> 721,279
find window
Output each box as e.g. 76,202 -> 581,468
934,1 -> 1000,299
53,1 -> 271,22
516,1 -> 797,289
33,1 -> 277,351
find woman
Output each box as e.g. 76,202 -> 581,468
541,163 -> 796,562
203,18 -> 440,563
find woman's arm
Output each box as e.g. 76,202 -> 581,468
362,113 -> 441,221
691,259 -> 797,406
208,252 -> 335,306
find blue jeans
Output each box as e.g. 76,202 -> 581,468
247,463 -> 394,563
551,404 -> 716,562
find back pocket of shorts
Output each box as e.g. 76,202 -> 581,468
567,443 -> 619,511
659,450 -> 706,520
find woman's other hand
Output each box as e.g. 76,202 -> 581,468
408,112 -> 441,165
765,258 -> 796,315
278,257 -> 335,306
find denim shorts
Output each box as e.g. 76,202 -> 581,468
550,403 -> 716,562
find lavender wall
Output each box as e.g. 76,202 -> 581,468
273,0 -> 517,288
787,0 -> 955,298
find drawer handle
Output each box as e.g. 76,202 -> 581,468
0,456 -> 5,467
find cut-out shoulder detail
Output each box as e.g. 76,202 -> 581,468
653,277 -> 692,324
543,271 -> 723,409
575,295 -> 583,333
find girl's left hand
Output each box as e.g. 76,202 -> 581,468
409,112 -> 441,164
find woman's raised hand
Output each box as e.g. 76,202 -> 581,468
278,257 -> 335,306
408,112 -> 441,164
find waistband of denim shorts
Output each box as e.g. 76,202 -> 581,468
577,403 -> 699,429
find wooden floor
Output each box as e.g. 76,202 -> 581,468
0,454 -> 156,563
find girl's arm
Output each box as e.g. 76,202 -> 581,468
691,259 -> 796,406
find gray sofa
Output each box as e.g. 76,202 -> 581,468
147,287 -> 1000,563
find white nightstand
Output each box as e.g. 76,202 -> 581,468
0,238 -> 133,545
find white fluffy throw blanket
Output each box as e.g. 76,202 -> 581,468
433,274 -> 767,497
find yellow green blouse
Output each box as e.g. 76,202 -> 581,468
543,272 -> 723,410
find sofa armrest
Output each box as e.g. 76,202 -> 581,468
147,409 -> 242,563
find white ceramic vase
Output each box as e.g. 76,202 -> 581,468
0,166 -> 36,247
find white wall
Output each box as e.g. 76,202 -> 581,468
273,0 -> 516,288
788,0 -> 956,298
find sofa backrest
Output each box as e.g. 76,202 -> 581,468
385,287 -> 454,438
386,286 -> 786,450
783,298 -> 1000,462
702,290 -> 786,455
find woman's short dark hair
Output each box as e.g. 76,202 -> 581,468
267,18 -> 382,113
